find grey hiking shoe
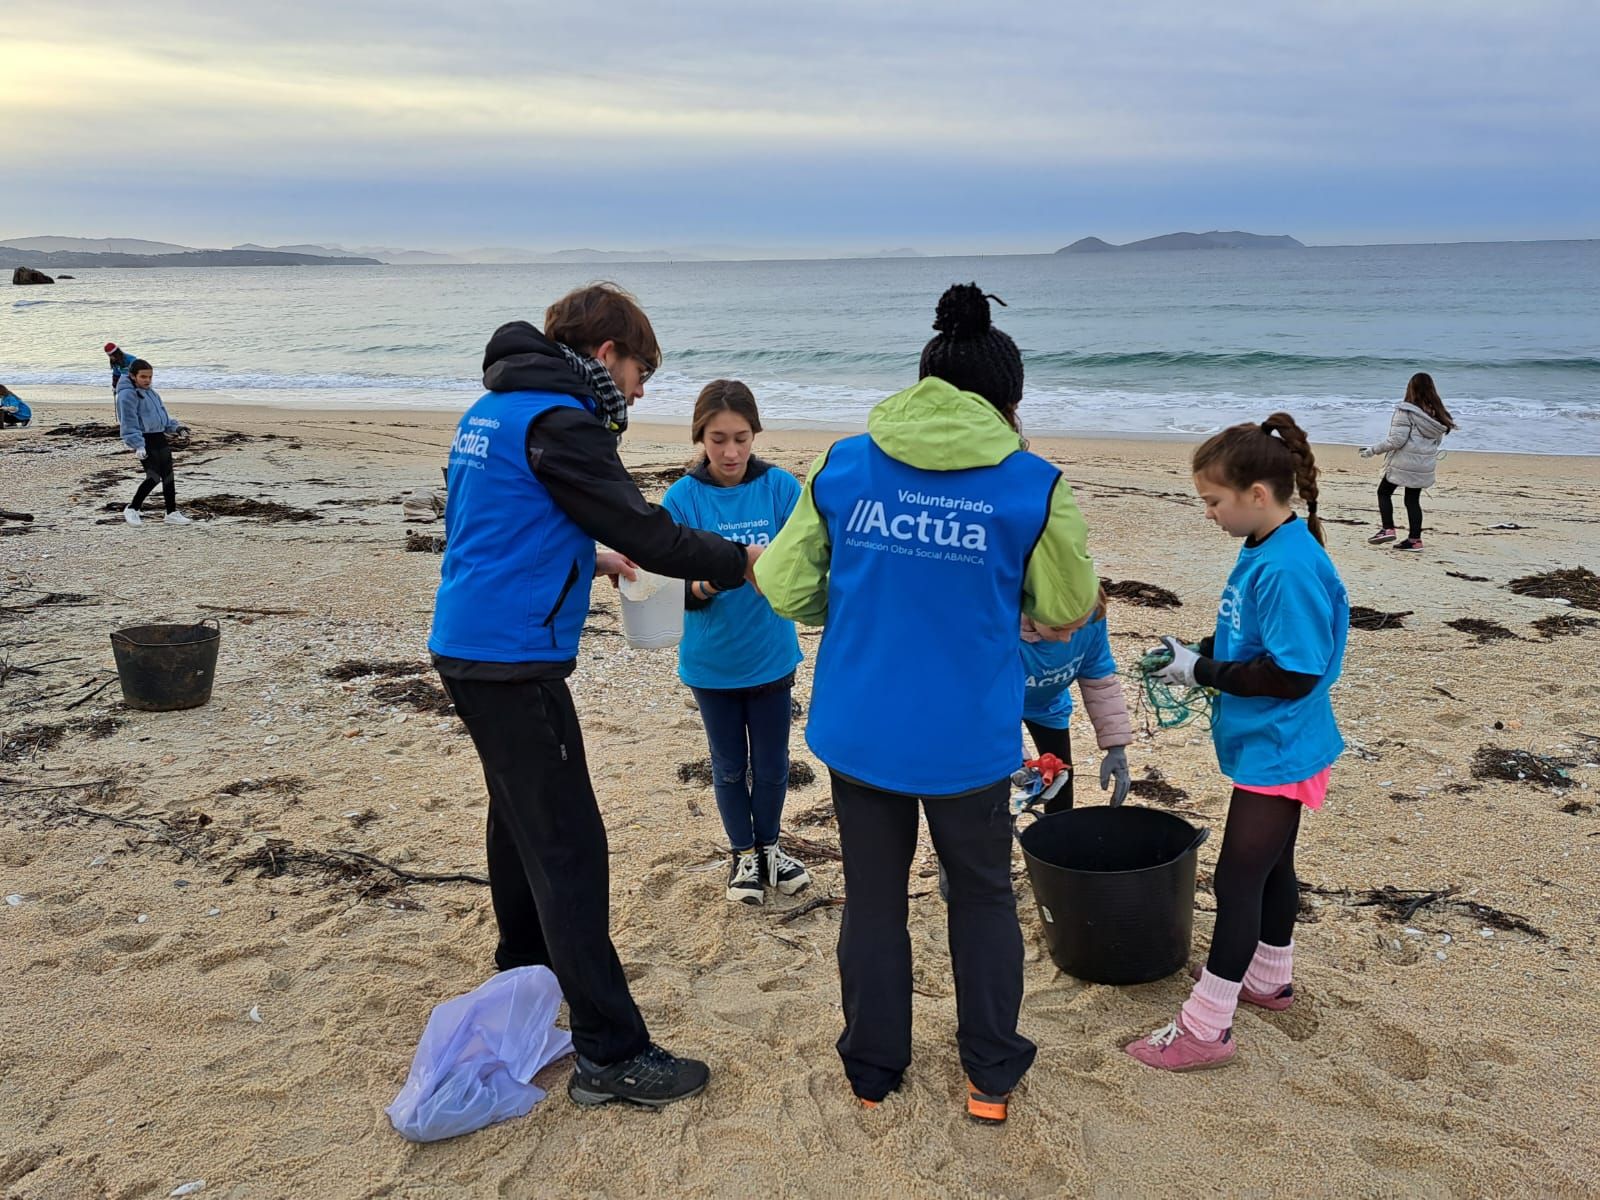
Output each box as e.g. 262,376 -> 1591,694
567,1043 -> 710,1108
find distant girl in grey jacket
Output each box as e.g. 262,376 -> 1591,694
1360,372 -> 1456,552
116,360 -> 192,526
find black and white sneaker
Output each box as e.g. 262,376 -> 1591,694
567,1042 -> 710,1108
759,842 -> 812,896
727,849 -> 764,905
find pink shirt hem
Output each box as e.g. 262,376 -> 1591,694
1232,766 -> 1331,810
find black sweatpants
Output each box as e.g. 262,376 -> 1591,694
438,673 -> 650,1065
1377,476 -> 1422,540
1204,787 -> 1304,981
830,770 -> 1037,1101
131,432 -> 177,513
1023,719 -> 1074,813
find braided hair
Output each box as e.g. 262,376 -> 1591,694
918,283 -> 1024,428
1192,412 -> 1326,545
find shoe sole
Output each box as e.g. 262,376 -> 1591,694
727,889 -> 764,905
567,1077 -> 709,1108
1368,537 -> 1395,544
1140,1053 -> 1237,1072
774,876 -> 810,897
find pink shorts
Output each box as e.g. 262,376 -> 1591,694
1232,766 -> 1331,811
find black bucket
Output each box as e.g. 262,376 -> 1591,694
109,620 -> 221,711
1018,804 -> 1209,985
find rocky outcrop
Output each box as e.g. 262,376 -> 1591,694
1057,231 -> 1304,254
11,266 -> 55,285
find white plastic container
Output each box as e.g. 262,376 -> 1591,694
618,570 -> 684,649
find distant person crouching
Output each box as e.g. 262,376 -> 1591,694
1361,372 -> 1456,552
115,360 -> 192,526
0,385 -> 30,428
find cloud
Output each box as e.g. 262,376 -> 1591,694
2,0 -> 1595,245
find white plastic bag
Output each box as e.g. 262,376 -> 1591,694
386,965 -> 573,1142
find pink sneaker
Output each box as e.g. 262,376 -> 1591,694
1125,1016 -> 1236,1071
1188,963 -> 1294,1011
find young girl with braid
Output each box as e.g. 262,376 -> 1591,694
1127,413 -> 1348,1071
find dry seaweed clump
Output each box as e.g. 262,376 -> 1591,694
1128,768 -> 1190,806
324,659 -> 425,681
1471,745 -> 1575,789
1349,606 -> 1412,631
1532,613 -> 1600,639
0,722 -> 66,762
1446,617 -> 1518,643
1507,567 -> 1600,611
371,677 -> 454,715
405,530 -> 446,553
1103,579 -> 1182,609
188,494 -> 321,523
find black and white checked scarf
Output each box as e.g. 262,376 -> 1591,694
555,342 -> 629,435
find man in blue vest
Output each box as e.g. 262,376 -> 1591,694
429,284 -> 758,1111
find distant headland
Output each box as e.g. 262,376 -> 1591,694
1057,231 -> 1305,254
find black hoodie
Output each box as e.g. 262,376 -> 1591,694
433,322 -> 749,680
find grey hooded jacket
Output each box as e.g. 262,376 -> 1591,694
115,376 -> 182,453
1366,402 -> 1450,489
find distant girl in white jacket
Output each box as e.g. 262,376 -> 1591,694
1361,372 -> 1456,552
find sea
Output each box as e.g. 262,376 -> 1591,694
5,240 -> 1598,454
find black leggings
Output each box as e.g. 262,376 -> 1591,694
1023,719 -> 1073,813
131,432 -> 177,513
1377,477 -> 1421,539
1205,787 -> 1303,982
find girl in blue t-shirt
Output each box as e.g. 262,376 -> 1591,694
1127,412 -> 1349,1073
1019,612 -> 1133,811
661,381 -> 809,908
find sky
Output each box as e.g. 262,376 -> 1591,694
3,0 -> 1597,254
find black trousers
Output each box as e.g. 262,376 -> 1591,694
830,770 -> 1037,1100
439,673 -> 650,1065
1377,476 -> 1422,540
1204,787 -> 1303,981
131,432 -> 177,513
1023,719 -> 1074,813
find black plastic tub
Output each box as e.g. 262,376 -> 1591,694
109,620 -> 221,711
1018,804 -> 1208,985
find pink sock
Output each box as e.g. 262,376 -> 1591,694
1180,969 -> 1241,1042
1243,941 -> 1294,995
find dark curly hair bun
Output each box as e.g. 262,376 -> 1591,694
919,283 -> 1023,424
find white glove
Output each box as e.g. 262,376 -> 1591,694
1099,745 -> 1130,806
1358,446 -> 1375,458
135,447 -> 147,460
1154,636 -> 1198,688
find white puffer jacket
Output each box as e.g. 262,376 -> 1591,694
1365,402 -> 1450,489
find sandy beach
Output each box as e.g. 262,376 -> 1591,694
3,397 -> 1599,1199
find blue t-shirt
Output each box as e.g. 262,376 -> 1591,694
661,459 -> 803,691
1211,516 -> 1349,787
1020,615 -> 1117,728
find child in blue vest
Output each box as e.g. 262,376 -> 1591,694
1127,413 -> 1348,1072
1020,609 -> 1132,810
662,381 -> 809,906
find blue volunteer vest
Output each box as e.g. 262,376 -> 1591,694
806,435 -> 1062,796
427,390 -> 597,663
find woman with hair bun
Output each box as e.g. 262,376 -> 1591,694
755,283 -> 1100,1123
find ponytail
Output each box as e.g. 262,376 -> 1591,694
1192,411 -> 1326,545
1259,412 -> 1324,544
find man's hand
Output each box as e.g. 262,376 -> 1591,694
135,446 -> 146,460
595,549 -> 638,589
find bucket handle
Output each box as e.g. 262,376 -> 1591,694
1189,825 -> 1211,852
111,617 -> 221,647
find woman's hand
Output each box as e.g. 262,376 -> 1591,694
595,550 -> 638,588
744,542 -> 765,592
1153,636 -> 1199,687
